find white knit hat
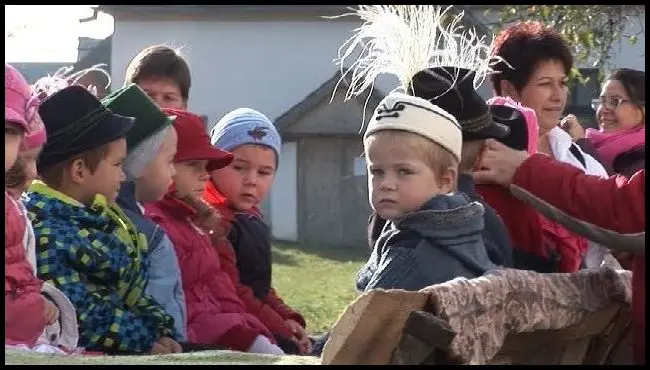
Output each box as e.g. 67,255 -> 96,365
365,92 -> 462,161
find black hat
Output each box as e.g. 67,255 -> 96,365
489,105 -> 529,151
408,66 -> 510,141
37,85 -> 135,171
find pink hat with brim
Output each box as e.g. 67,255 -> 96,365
5,63 -> 47,149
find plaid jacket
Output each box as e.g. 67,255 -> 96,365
24,181 -> 176,353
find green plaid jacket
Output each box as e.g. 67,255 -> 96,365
24,181 -> 176,353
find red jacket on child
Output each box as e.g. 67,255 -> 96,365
202,182 -> 306,339
5,191 -> 47,347
145,193 -> 275,352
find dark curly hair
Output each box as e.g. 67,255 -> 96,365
490,21 -> 573,95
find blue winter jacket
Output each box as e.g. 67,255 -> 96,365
117,181 -> 187,341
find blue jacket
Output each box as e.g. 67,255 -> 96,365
116,182 -> 187,341
457,173 -> 513,268
357,192 -> 500,292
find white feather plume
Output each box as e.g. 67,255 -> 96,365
33,64 -> 111,100
331,5 -> 506,102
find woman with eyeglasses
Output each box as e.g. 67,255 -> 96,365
586,69 -> 645,177
564,68 -> 645,270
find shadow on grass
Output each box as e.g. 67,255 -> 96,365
271,247 -> 300,266
273,242 -> 369,264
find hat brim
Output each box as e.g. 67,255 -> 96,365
37,113 -> 135,171
489,105 -> 530,151
179,146 -> 234,172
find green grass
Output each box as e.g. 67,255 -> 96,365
4,348 -> 321,365
271,243 -> 368,334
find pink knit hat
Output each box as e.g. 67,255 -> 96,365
487,96 -> 539,154
5,63 -> 47,149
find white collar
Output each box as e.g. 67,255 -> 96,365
136,201 -> 146,215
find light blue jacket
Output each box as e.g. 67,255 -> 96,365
117,181 -> 187,341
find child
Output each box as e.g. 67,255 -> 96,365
144,109 -> 284,355
6,90 -> 79,349
24,85 -> 180,354
124,45 -> 191,109
5,63 -> 55,348
101,84 -> 187,341
368,68 -> 517,269
206,108 -> 310,354
356,92 -> 498,292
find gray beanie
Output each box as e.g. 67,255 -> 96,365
210,108 -> 281,163
123,126 -> 171,181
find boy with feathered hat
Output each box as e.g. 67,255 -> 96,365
332,5 -> 510,292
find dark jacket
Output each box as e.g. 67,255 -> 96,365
116,182 -> 187,341
576,139 -> 645,178
457,174 -> 513,267
612,145 -> 645,178
367,175 -> 514,268
357,193 -> 499,292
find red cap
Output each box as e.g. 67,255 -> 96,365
162,108 -> 233,171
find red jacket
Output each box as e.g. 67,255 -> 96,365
510,154 -> 645,365
202,182 -> 306,338
5,192 -> 47,347
476,184 -> 588,273
144,194 -> 274,352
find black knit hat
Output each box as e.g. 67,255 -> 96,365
37,85 -> 134,171
408,66 -> 511,141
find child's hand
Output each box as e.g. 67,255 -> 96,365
43,298 -> 58,326
149,342 -> 171,355
157,336 -> 182,353
286,319 -> 311,354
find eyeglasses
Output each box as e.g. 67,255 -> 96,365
591,96 -> 630,111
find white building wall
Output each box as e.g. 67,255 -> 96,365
111,19 -> 364,128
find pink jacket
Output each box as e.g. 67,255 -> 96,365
145,194 -> 274,351
5,192 -> 46,346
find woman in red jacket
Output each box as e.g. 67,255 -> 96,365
474,139 -> 645,365
144,109 -> 284,355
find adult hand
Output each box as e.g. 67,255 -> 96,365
157,336 -> 183,353
286,319 -> 311,354
472,139 -> 530,187
560,114 -> 585,140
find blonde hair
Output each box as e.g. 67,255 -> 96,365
364,130 -> 458,182
459,140 -> 486,173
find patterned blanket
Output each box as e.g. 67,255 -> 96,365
322,267 -> 632,365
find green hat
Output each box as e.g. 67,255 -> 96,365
101,83 -> 175,152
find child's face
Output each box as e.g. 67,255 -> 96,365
5,122 -> 24,173
365,136 -> 453,221
8,146 -> 41,196
174,160 -> 209,199
75,139 -> 127,205
135,128 -> 178,202
210,144 -> 276,212
137,77 -> 186,110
